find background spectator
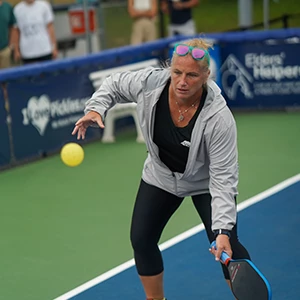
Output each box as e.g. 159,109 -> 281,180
161,0 -> 199,36
128,0 -> 158,45
13,0 -> 57,64
0,0 -> 16,69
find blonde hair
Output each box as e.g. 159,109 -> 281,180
171,38 -> 213,70
184,38 -> 213,51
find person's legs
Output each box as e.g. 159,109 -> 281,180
168,24 -> 177,37
130,179 -> 183,299
131,18 -> 144,45
145,18 -> 157,42
191,194 -> 251,287
0,47 -> 12,69
174,19 -> 196,36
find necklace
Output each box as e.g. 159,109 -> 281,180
175,99 -> 199,122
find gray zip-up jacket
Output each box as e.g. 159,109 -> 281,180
85,67 -> 238,231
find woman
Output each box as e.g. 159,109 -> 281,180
13,0 -> 57,64
72,38 -> 251,300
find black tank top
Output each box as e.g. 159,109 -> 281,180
168,0 -> 192,25
153,81 -> 207,173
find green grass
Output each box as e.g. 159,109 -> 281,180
193,0 -> 300,32
101,0 -> 300,48
1,112 -> 300,300
0,132 -> 145,300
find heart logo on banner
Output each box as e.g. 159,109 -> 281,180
27,95 -> 51,135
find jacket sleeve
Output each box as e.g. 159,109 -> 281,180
207,114 -> 238,231
84,68 -> 152,120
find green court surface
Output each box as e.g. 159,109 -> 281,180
1,112 -> 299,300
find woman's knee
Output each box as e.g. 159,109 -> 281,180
130,231 -> 156,253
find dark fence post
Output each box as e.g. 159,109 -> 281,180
282,14 -> 289,29
158,0 -> 165,38
1,83 -> 16,165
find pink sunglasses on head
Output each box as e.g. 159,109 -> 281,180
173,43 -> 210,66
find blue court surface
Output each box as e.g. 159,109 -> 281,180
55,175 -> 300,300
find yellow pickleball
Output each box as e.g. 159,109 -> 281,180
60,143 -> 84,167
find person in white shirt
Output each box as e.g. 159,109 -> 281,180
128,0 -> 157,45
13,0 -> 57,64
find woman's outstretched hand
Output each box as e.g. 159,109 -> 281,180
72,111 -> 105,140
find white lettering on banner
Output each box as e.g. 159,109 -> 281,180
254,81 -> 300,95
51,114 -> 84,129
50,98 -> 87,117
245,52 -> 300,81
245,52 -> 284,68
22,95 -> 51,135
252,65 -> 300,81
21,95 -> 89,135
221,52 -> 300,100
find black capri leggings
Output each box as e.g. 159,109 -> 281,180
130,179 -> 250,280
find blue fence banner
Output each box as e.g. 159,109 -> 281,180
7,70 -> 100,161
2,42 -> 167,163
0,86 -> 11,168
220,39 -> 300,108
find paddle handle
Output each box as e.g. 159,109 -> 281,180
210,241 -> 231,264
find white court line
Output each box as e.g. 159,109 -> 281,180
54,173 -> 300,300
